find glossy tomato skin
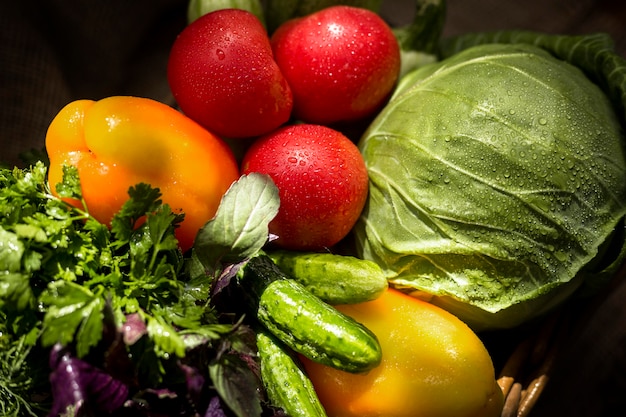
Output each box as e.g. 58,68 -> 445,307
270,6 -> 400,125
167,9 -> 293,138
241,124 -> 368,251
301,289 -> 504,417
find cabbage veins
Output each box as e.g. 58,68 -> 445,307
356,43 -> 626,330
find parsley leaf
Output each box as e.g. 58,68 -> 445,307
39,281 -> 104,358
53,165 -> 83,202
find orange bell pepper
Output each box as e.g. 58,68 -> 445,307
45,96 -> 240,251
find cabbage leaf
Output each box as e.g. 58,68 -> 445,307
439,31 -> 626,124
356,42 -> 626,330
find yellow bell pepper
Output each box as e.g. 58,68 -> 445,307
46,96 -> 240,251
301,288 -> 504,417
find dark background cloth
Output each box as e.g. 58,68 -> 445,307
0,0 -> 187,168
1,1 -> 626,416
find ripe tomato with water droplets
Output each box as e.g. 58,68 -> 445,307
270,5 -> 401,125
241,124 -> 368,251
167,8 -> 293,138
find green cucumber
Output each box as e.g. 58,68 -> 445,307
268,250 -> 388,305
257,329 -> 327,417
238,254 -> 382,373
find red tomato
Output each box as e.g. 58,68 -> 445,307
270,5 -> 400,125
241,124 -> 368,251
167,9 -> 293,138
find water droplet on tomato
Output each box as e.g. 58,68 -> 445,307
216,49 -> 225,60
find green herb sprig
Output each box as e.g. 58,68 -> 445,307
0,162 -> 282,417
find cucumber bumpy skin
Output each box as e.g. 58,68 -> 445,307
257,329 -> 327,417
240,254 -> 382,374
268,250 -> 389,305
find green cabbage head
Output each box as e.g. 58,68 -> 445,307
356,42 -> 626,330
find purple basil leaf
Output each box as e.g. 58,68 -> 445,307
228,325 -> 260,366
205,395 -> 228,417
142,387 -> 179,400
48,344 -> 129,416
122,312 -> 147,345
212,261 -> 244,297
181,363 -> 206,406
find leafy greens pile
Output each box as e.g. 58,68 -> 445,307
0,162 -> 282,417
355,31 -> 626,330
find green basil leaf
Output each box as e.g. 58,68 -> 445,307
194,173 -> 279,269
209,352 -> 263,417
